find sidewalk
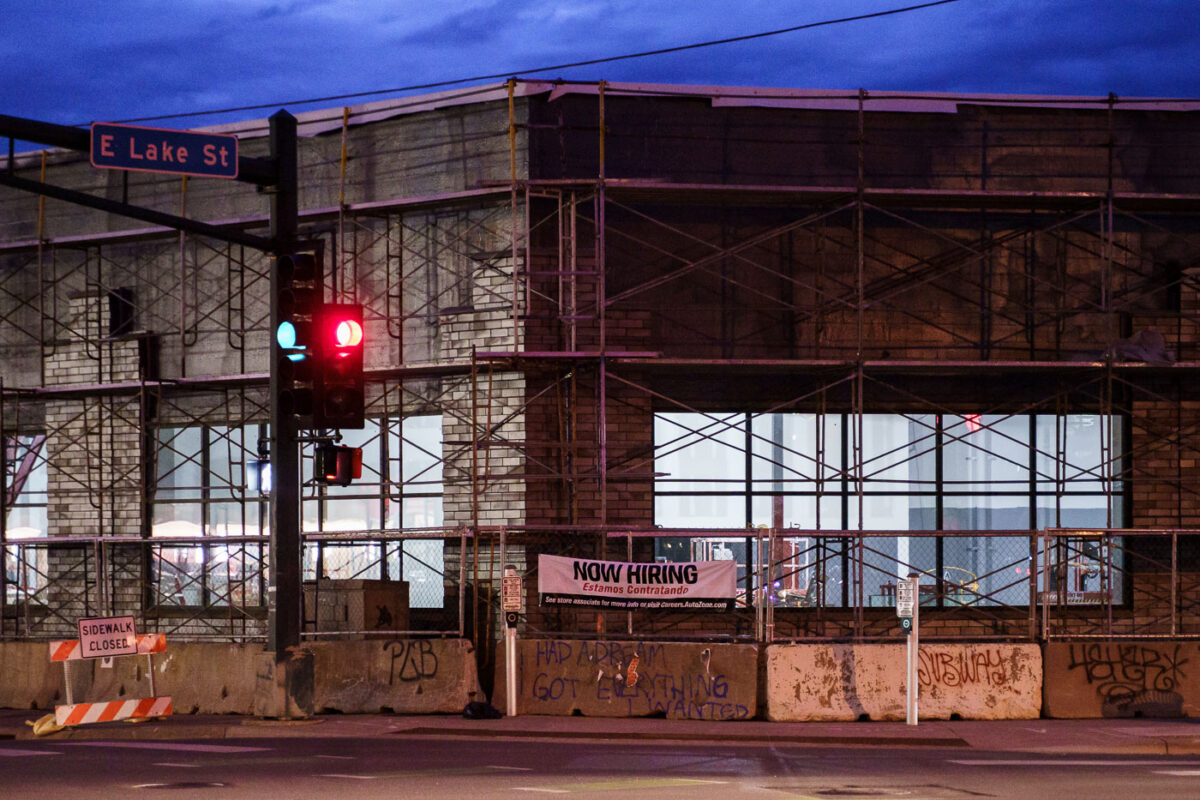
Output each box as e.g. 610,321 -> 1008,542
3,708 -> 1200,755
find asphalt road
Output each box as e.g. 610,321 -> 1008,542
4,733 -> 1200,799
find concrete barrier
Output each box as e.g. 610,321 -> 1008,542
0,639 -> 483,715
765,643 -> 1042,721
311,638 -> 483,714
92,642 -> 264,714
493,639 -> 757,720
1043,641 -> 1200,718
0,642 -> 67,709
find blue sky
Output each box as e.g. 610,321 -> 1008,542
2,0 -> 1198,135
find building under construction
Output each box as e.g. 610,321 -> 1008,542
3,81 -> 1200,685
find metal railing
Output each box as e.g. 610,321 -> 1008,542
1,529 -> 471,641
3,528 -> 1196,643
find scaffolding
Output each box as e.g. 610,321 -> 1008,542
3,82 -> 1200,648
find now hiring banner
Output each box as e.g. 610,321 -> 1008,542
538,554 -> 737,611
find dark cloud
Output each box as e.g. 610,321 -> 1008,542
1,0 -> 1197,142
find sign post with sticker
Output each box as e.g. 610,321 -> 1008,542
502,565 -> 521,718
896,575 -> 919,726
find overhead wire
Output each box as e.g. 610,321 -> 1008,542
118,0 -> 966,124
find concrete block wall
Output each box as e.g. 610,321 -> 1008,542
44,293 -> 144,540
36,293 -> 146,632
436,257 -> 526,542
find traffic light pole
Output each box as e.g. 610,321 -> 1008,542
267,110 -> 301,659
255,109 -> 314,719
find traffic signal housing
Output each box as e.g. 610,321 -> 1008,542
313,303 -> 365,429
314,444 -> 363,486
273,253 -> 323,425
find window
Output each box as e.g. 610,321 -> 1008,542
150,423 -> 265,607
4,434 -> 48,540
150,415 -> 446,609
654,412 -> 1124,608
4,434 -> 48,605
302,414 -> 446,609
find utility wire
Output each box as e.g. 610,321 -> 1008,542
123,0 -> 965,124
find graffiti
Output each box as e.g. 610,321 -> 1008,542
1066,643 -> 1187,699
533,638 -> 664,670
373,604 -> 393,629
917,648 -> 1009,688
1065,643 -> 1187,717
384,639 -> 439,684
527,640 -> 749,720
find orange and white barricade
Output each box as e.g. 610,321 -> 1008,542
49,618 -> 172,727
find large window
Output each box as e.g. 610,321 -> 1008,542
150,415 -> 445,609
151,423 -> 265,607
654,412 -> 1125,607
302,415 -> 445,608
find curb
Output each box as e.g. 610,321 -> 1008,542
392,725 -> 970,748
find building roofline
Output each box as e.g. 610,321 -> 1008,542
7,79 -> 1199,170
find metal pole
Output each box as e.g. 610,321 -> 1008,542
267,110 -> 301,658
503,561 -> 518,719
907,573 -> 919,726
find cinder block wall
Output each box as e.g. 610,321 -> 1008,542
41,292 -> 146,632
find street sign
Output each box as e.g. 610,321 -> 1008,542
896,579 -> 915,618
91,122 -> 238,178
502,574 -> 523,612
77,615 -> 137,659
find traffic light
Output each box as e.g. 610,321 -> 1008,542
273,253 -> 323,425
313,303 -> 365,429
314,444 -> 363,486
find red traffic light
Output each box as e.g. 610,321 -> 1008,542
312,304 -> 365,429
334,318 -> 363,349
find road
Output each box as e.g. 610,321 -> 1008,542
4,733 -> 1200,799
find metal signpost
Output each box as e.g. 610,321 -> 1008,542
502,565 -> 522,717
896,574 -> 919,726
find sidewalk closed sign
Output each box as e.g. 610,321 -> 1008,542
77,615 -> 138,659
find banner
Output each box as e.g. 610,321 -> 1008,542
538,554 -> 737,611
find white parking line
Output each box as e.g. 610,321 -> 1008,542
513,789 -> 569,794
0,748 -> 61,757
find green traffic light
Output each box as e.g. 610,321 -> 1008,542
276,321 -> 308,361
277,321 -> 297,348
